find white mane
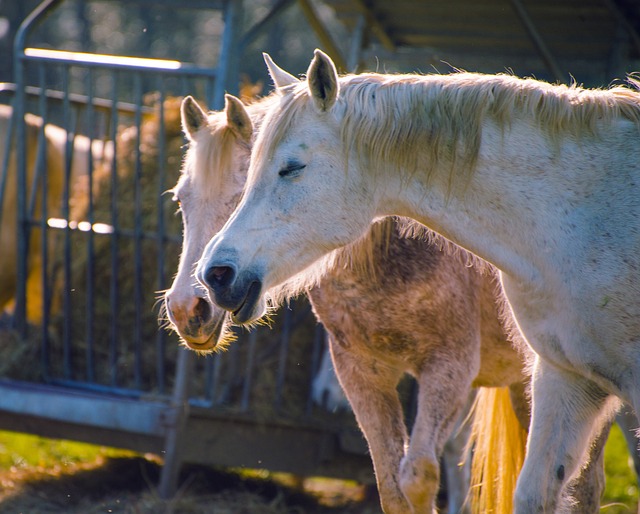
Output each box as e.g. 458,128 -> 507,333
252,72 -> 640,189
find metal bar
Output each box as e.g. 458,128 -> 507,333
306,323 -> 325,415
211,352 -> 223,404
108,69 -> 120,387
239,0 -> 296,49
0,83 -> 155,115
11,0 -> 62,333
97,0 -> 225,9
202,354 -> 214,402
23,48 -> 217,76
0,379 -> 168,436
85,67 -> 96,383
347,13 -> 367,73
45,378 -> 157,399
274,307 -> 292,411
240,330 -> 258,411
205,78 -> 214,111
218,343 -> 239,404
37,63 -> 51,381
296,0 -> 348,72
155,77 -> 168,394
133,72 -> 144,390
510,0 -> 564,82
39,222 -> 182,243
61,64 -> 73,380
350,0 -> 395,52
158,347 -> 192,498
213,0 -> 243,109
0,100 -> 15,242
13,1 -> 63,60
179,75 -> 189,104
27,128 -> 47,220
602,0 -> 640,58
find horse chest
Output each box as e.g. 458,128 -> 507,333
501,270 -> 638,394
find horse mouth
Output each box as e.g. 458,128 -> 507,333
231,280 -> 262,325
182,311 -> 229,352
183,332 -> 218,352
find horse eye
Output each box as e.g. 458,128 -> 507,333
278,161 -> 306,178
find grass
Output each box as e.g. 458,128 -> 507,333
0,430 -> 130,470
602,423 -> 639,513
0,430 -> 379,514
0,423 -> 638,513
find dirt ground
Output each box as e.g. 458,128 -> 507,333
0,455 -> 386,514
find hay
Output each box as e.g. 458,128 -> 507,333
0,326 -> 44,382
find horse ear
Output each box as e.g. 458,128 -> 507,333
224,94 -> 253,143
181,96 -> 208,141
307,49 -> 339,112
263,52 -> 299,90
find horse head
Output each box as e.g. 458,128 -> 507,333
164,94 -> 253,351
196,50 -> 380,325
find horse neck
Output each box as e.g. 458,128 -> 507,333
380,117 -> 572,284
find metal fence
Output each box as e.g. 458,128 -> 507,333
0,0 -> 372,497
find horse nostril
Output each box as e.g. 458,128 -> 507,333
204,265 -> 236,290
192,297 -> 211,323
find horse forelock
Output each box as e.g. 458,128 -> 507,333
183,95 -> 274,197
251,70 -> 640,191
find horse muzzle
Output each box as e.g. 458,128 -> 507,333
198,262 -> 264,325
164,291 -> 229,351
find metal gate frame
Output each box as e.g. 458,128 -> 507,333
0,0 -> 374,499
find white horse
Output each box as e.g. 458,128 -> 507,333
166,85 -> 627,512
196,50 -> 640,513
163,95 -> 254,351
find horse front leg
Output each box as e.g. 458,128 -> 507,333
515,357 -> 617,514
400,351 -> 475,514
562,417 -> 611,514
329,340 -> 410,514
615,406 -> 640,479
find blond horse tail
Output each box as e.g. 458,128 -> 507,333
468,386 -> 527,514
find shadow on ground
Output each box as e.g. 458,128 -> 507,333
0,455 -> 383,514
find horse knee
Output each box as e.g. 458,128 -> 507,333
399,453 -> 440,510
378,490 -> 412,514
514,480 -> 559,514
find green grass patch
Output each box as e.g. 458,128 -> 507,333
0,430 -> 130,471
602,422 -> 638,513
